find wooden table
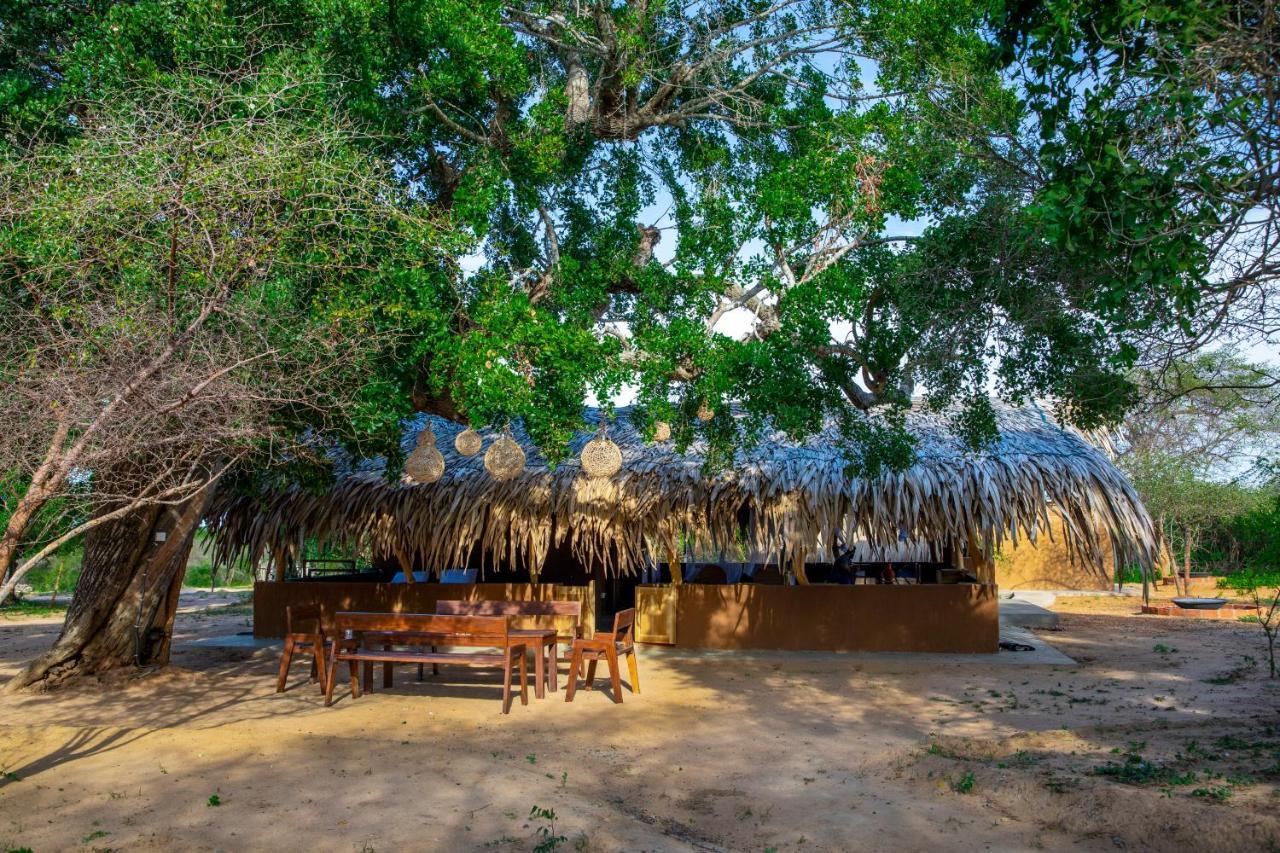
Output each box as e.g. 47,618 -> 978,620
362,628 -> 560,699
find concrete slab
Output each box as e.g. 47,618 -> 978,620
185,633 -> 278,650
999,598 -> 1060,629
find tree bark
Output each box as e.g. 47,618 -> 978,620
4,482 -> 215,692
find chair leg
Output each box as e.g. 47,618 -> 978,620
564,647 -> 583,702
275,637 -> 295,693
324,653 -> 339,706
605,646 -> 623,704
584,659 -> 597,690
518,648 -> 529,706
501,650 -> 514,715
533,642 -> 545,700
349,660 -> 360,699
626,649 -> 640,695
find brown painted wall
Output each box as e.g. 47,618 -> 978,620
252,582 -> 594,638
658,583 -> 999,653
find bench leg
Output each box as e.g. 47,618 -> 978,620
275,637 -> 295,693
584,659 -> 597,690
417,663 -> 424,682
362,661 -> 374,694
313,639 -> 329,694
549,642 -> 559,693
518,647 -> 529,707
626,649 -> 640,695
501,651 -> 514,715
533,643 -> 545,700
349,659 -> 360,700
605,646 -> 623,704
383,644 -> 393,689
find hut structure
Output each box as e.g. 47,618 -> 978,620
207,403 -> 1157,653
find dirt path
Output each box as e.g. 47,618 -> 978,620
1,598 -> 1277,852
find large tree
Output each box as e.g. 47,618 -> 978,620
1,0 -> 1274,685
0,68 -> 451,688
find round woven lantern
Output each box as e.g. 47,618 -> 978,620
696,401 -> 714,422
484,426 -> 526,481
454,427 -> 482,457
652,420 -> 671,443
581,423 -> 622,479
404,425 -> 445,484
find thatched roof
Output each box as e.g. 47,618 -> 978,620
205,403 -> 1158,579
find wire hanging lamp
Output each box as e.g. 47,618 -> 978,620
454,426 -> 483,457
581,418 -> 623,478
404,424 -> 445,484
651,420 -> 672,442
484,424 -> 526,481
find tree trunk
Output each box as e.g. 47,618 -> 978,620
4,484 -> 214,692
1182,530 -> 1194,597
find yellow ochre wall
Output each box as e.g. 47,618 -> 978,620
994,517 -> 1114,591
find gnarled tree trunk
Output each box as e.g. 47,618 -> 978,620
4,483 -> 215,692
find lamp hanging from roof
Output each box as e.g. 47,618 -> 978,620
404,424 -> 445,484
697,400 -> 714,422
652,420 -> 671,442
484,424 -> 526,481
581,419 -> 623,478
454,426 -> 483,457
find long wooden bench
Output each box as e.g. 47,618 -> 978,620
435,600 -> 584,696
325,612 -> 528,714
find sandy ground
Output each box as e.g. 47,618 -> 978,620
1,592 -> 1277,853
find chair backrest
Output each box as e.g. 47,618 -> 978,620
285,604 -> 323,636
333,611 -> 509,644
607,608 -> 636,646
436,600 -> 581,638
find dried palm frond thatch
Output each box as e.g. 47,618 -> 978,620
205,403 -> 1158,580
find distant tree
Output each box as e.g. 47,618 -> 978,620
1221,571 -> 1280,678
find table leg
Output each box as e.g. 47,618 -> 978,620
362,660 -> 373,694
533,641 -> 545,700
383,643 -> 393,689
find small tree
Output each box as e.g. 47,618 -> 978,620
1221,572 -> 1280,679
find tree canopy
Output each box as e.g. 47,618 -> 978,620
2,0 -> 1274,469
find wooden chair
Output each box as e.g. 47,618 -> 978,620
564,608 -> 639,704
275,604 -> 329,693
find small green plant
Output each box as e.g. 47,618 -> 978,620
82,830 -> 109,843
1220,572 -> 1280,678
1153,643 -> 1177,654
1094,746 -> 1197,786
525,753 -> 537,765
206,794 -> 221,807
6,847 -> 34,853
950,771 -> 976,794
1191,786 -> 1233,802
529,806 -> 566,853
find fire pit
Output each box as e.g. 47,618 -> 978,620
1172,597 -> 1228,610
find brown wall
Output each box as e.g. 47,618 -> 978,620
253,582 -> 595,638
645,583 -> 998,653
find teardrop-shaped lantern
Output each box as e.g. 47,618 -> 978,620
581,421 -> 623,479
652,420 -> 672,443
697,401 -> 714,422
404,424 -> 445,484
484,425 -> 526,481
454,427 -> 482,457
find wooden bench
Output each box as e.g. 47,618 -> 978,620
325,612 -> 528,714
435,600 -> 583,696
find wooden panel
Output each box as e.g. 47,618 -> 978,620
635,585 -> 678,644
253,582 -> 594,639
671,583 -> 999,653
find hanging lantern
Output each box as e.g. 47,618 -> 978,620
697,400 -> 714,422
652,420 -> 671,443
484,425 -> 526,481
404,424 -> 445,484
454,427 -> 482,457
581,421 -> 623,479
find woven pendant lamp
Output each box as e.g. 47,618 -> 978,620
697,400 -> 714,422
404,425 -> 445,484
652,420 -> 672,442
581,420 -> 623,479
484,424 -> 525,481
454,426 -> 482,457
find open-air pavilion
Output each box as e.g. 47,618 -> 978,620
206,403 -> 1159,654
